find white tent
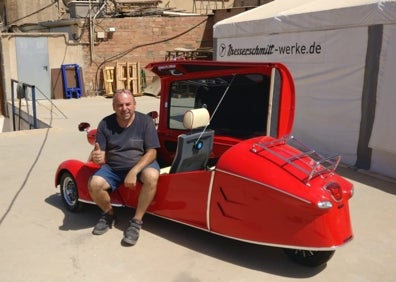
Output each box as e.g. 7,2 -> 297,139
213,0 -> 396,179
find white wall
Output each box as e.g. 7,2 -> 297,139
369,24 -> 396,178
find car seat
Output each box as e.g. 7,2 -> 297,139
169,108 -> 214,173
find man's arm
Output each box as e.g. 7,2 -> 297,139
124,148 -> 157,188
91,142 -> 106,164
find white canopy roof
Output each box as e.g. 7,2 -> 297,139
214,0 -> 396,38
213,0 -> 396,179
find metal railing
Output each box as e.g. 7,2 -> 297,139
10,79 -> 37,131
251,135 -> 341,183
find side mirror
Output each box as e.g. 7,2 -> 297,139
147,111 -> 158,119
87,129 -> 97,145
78,122 -> 91,132
147,111 -> 159,126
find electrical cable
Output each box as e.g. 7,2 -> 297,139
7,1 -> 57,25
94,17 -> 208,92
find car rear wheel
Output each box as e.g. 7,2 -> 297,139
283,249 -> 335,267
60,171 -> 83,212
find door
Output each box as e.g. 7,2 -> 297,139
16,37 -> 50,100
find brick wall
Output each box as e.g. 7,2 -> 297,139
213,6 -> 255,23
80,15 -> 214,94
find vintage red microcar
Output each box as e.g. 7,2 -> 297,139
55,61 -> 353,267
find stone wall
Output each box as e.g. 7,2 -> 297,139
4,0 -> 67,26
78,15 -> 213,95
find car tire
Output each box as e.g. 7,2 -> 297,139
60,171 -> 83,212
283,249 -> 335,267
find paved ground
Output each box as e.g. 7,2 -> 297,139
0,96 -> 395,282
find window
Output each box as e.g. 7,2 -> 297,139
169,73 -> 270,138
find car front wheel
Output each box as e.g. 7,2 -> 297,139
283,249 -> 335,267
60,171 -> 83,212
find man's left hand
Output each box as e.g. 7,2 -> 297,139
124,170 -> 137,189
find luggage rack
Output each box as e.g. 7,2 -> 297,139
251,135 -> 341,183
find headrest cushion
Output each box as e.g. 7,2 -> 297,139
183,108 -> 210,130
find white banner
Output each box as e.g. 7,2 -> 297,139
216,27 -> 368,164
217,31 -> 326,64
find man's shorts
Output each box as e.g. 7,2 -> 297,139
93,161 -> 160,192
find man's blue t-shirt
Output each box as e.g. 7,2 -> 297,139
96,111 -> 160,171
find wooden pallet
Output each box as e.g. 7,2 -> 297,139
116,61 -> 142,96
102,61 -> 142,97
165,48 -> 213,61
117,0 -> 162,13
102,66 -> 115,97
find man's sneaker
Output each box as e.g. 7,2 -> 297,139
92,212 -> 115,235
122,219 -> 142,246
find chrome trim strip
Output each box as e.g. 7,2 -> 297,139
147,212 -> 209,233
206,170 -> 216,231
146,210 -> 352,251
79,199 -> 124,207
215,168 -> 312,205
207,230 -> 351,251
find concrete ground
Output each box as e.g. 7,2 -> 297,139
0,96 -> 395,282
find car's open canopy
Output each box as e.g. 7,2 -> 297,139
146,60 -> 295,138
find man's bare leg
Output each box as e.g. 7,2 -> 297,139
133,167 -> 159,221
88,176 -> 115,234
122,167 -> 159,245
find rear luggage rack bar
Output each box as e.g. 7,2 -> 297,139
251,135 -> 341,183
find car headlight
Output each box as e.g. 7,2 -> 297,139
317,200 -> 333,209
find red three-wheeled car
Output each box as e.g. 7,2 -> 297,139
55,61 -> 353,267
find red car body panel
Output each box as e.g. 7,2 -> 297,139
55,60 -> 353,253
210,137 -> 353,248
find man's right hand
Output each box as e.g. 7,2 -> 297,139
92,142 -> 105,164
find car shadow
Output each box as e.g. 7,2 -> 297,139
116,208 -> 327,278
46,193 -> 326,278
337,166 -> 396,195
45,193 -> 104,231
